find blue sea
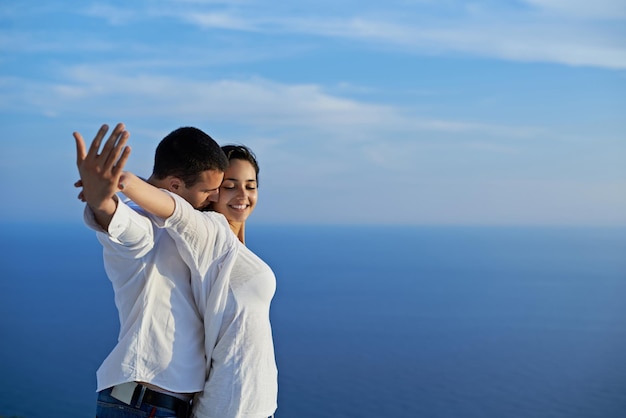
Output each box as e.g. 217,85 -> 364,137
1,222 -> 625,418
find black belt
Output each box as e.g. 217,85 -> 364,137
129,384 -> 191,418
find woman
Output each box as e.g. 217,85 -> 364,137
207,145 -> 261,245
119,145 -> 277,418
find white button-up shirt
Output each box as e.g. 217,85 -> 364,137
84,198 -> 207,393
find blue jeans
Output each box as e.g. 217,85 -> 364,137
96,387 -> 182,418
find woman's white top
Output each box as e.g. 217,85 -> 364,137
157,192 -> 278,418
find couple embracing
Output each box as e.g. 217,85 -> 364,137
74,123 -> 277,418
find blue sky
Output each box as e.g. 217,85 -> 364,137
1,0 -> 624,225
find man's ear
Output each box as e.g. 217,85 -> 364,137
166,176 -> 183,192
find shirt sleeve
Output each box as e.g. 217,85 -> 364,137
83,197 -> 155,258
151,191 -> 233,275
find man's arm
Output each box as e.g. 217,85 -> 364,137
73,123 -> 131,229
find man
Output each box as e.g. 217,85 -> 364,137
74,123 -> 229,418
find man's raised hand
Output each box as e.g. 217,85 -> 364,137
73,123 -> 131,228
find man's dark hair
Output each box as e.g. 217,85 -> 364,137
152,127 -> 229,187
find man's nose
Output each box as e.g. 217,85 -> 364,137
208,189 -> 220,203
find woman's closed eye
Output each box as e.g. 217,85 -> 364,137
221,182 -> 256,190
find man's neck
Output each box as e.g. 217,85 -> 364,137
146,175 -> 164,189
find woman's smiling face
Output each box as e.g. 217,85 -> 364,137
212,158 -> 258,223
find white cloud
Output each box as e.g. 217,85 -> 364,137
177,11 -> 257,30
22,1 -> 613,70
1,1 -> 624,226
81,3 -> 139,25
2,66 -> 542,146
522,0 -> 626,19
271,16 -> 625,69
4,2 -> 625,69
5,2 -> 617,70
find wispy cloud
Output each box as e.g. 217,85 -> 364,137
7,2 -> 622,69
162,3 -> 626,69
522,0 -> 626,19
2,0 -> 626,69
81,3 -> 140,25
176,11 -> 257,31
299,19 -> 623,69
1,1 -> 624,225
0,32 -> 116,54
1,65 -> 543,145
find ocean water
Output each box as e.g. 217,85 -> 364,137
1,222 -> 625,418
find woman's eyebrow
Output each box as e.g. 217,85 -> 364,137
224,177 -> 257,182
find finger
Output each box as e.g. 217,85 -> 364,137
111,144 -> 132,177
86,124 -> 110,160
73,131 -> 87,165
103,129 -> 130,172
118,172 -> 128,191
99,123 -> 126,165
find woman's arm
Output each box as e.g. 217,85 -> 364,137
120,171 -> 236,285
118,171 -> 176,219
